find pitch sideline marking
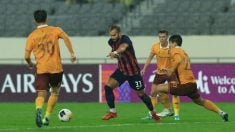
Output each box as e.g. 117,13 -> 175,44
0,122 -> 227,131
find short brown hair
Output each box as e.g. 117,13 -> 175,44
158,30 -> 168,36
110,25 -> 121,33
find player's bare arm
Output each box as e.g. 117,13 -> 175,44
24,50 -> 34,69
141,52 -> 155,75
108,43 -> 128,59
59,32 -> 76,63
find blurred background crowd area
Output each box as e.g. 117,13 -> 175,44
1,0 -> 235,37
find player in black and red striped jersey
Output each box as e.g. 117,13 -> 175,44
102,25 -> 160,122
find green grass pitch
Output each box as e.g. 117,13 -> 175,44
0,102 -> 234,132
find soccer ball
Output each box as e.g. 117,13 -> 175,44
58,108 -> 72,122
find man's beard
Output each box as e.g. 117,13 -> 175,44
112,37 -> 120,42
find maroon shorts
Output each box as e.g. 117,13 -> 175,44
153,73 -> 178,85
35,72 -> 63,91
169,82 -> 200,100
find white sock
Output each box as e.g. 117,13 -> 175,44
219,111 -> 225,115
164,108 -> 170,112
110,108 -> 116,113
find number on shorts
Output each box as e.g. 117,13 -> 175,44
135,81 -> 142,89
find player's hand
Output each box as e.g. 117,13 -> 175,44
107,51 -> 119,59
27,62 -> 34,70
158,68 -> 168,74
140,69 -> 146,76
152,70 -> 157,74
71,54 -> 76,63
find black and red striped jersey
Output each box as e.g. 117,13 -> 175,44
108,35 -> 140,76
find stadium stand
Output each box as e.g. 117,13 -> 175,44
0,0 -> 234,36
127,0 -> 235,35
0,0 -> 129,37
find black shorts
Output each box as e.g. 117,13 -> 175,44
35,72 -> 63,91
110,69 -> 144,91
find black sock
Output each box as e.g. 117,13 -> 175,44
139,93 -> 153,111
105,85 -> 115,109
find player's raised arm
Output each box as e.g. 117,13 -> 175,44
59,32 -> 76,63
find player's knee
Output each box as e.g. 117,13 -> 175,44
107,78 -> 119,88
192,98 -> 204,106
37,90 -> 46,97
136,90 -> 145,97
150,90 -> 157,97
106,83 -> 117,88
155,88 -> 161,94
50,87 -> 60,95
155,84 -> 168,94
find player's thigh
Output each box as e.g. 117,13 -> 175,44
152,74 -> 168,85
49,72 -> 63,89
35,73 -> 50,91
107,78 -> 120,88
187,83 -> 200,100
108,69 -> 126,88
192,97 -> 204,106
170,83 -> 199,99
155,83 -> 169,93
150,83 -> 158,96
128,73 -> 145,91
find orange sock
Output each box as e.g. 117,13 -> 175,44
203,99 -> 221,113
45,94 -> 58,118
151,96 -> 158,109
35,96 -> 44,109
172,96 -> 180,116
160,94 -> 170,109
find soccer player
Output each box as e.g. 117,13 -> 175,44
102,25 -> 160,122
24,9 -> 76,128
141,30 -> 180,120
154,34 -> 229,122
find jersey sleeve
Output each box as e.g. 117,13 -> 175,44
25,35 -> 33,52
121,35 -> 132,46
169,53 -> 182,71
108,39 -> 112,47
151,44 -> 156,54
56,27 -> 66,38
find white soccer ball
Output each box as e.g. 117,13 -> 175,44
58,108 -> 72,122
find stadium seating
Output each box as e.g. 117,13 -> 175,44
0,0 -> 127,37
129,0 -> 234,35
0,0 -> 235,36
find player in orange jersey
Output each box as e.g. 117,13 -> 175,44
141,30 -> 180,120
24,9 -> 76,128
154,34 -> 228,122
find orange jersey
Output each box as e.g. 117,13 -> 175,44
25,25 -> 65,74
170,47 -> 195,84
151,42 -> 171,74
